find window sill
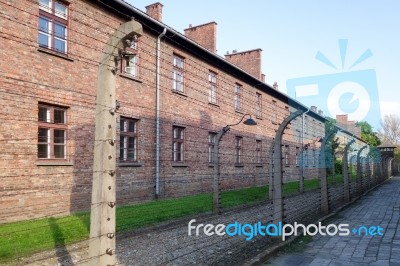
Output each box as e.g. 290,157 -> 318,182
37,47 -> 73,61
36,161 -> 73,166
208,163 -> 215,168
272,122 -> 278,125
234,163 -> 244,168
235,110 -> 244,114
208,102 -> 220,108
118,162 -> 144,167
256,116 -> 262,120
119,73 -> 143,83
172,90 -> 188,97
256,164 -> 263,167
285,165 -> 290,168
172,162 -> 188,167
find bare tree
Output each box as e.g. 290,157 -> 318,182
379,114 -> 400,145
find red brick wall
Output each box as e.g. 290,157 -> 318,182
0,0 -> 324,222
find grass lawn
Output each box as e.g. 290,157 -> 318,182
0,179 -> 319,263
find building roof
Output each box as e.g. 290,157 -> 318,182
102,0 -> 327,122
378,141 -> 397,148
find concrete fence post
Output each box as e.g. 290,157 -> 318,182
342,139 -> 355,202
89,20 -> 142,266
319,128 -> 338,215
272,110 -> 304,225
213,129 -> 228,214
356,145 -> 368,195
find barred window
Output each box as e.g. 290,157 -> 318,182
208,71 -> 217,104
38,104 -> 67,159
173,126 -> 185,162
119,118 -> 138,162
234,84 -> 242,112
172,54 -> 184,92
38,0 -> 68,54
208,132 -> 216,163
235,136 -> 243,164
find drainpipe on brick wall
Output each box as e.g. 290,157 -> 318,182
155,28 -> 167,198
300,108 -> 310,193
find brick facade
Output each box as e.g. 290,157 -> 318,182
0,0 -> 325,222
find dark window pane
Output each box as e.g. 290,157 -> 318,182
54,129 -> 65,144
128,120 -> 136,132
54,109 -> 65,123
54,145 -> 65,158
128,150 -> 135,160
38,107 -> 48,122
128,137 -> 135,149
120,148 -> 125,160
120,120 -> 126,132
38,128 -> 49,142
38,144 -> 48,158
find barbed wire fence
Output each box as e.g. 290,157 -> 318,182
0,0 -> 396,265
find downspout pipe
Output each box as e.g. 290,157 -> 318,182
155,28 -> 167,198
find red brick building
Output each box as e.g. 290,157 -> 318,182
0,0 -> 325,222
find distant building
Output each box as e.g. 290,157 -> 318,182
336,114 -> 362,138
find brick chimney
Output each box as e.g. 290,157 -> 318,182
261,74 -> 266,82
336,114 -> 348,125
145,2 -> 163,22
310,106 -> 317,112
184,22 -> 217,53
225,49 -> 262,80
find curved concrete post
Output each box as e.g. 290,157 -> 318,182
89,20 -> 143,266
342,139 -> 355,202
319,127 -> 338,214
356,145 -> 368,195
272,109 -> 305,224
349,154 -> 357,180
388,157 -> 394,179
212,128 -> 230,214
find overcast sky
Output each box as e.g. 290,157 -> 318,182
127,0 -> 400,130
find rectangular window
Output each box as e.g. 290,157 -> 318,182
285,145 -> 289,165
295,147 -> 300,166
272,100 -> 277,123
173,54 -> 184,92
38,104 -> 67,159
173,126 -> 185,162
234,84 -> 242,112
313,149 -> 316,166
256,93 -> 262,118
38,0 -> 68,54
121,37 -> 139,77
304,152 -> 308,167
235,136 -> 243,164
119,118 -> 138,162
256,140 -> 262,164
123,54 -> 137,76
208,132 -> 216,163
208,71 -> 217,104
